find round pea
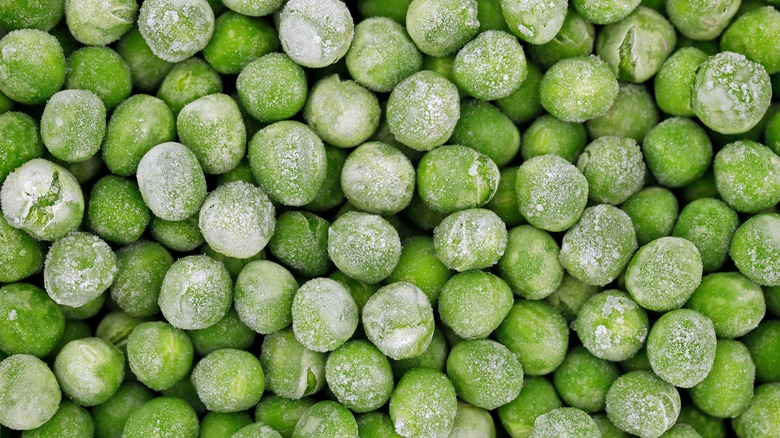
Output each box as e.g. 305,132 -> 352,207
447,339 -> 524,410
714,140 -> 780,213
192,349 -> 265,413
389,368 -> 458,438
237,53 -> 308,124
606,371 -> 681,438
730,213 -> 780,287
643,117 -> 713,188
0,354 -> 61,431
578,136 -> 647,205
66,46 -> 132,111
539,55 -> 619,122
325,340 -> 394,413
292,278 -> 359,353
138,0 -> 215,63
433,208 -> 507,272
277,0 -> 354,68
520,114 -> 588,163
203,11 -> 278,74
341,141 -> 415,215
553,346 -> 620,413
54,337 -> 124,407
438,270 -> 513,340
64,0 -> 136,46
0,29 -> 66,105
690,340 -> 755,418
328,212 -> 401,284
575,290 -> 650,362
123,397 -> 199,438
405,0 -> 479,56
259,328 -> 326,400
87,176 -> 150,245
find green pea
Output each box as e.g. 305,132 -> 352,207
666,0 -> 740,40
686,272 -> 766,338
672,198 -> 738,273
188,309 -> 255,356
714,140 -> 780,213
260,328 -> 326,400
0,112 -> 43,185
233,423 -> 282,438
484,166 -> 524,227
292,400 -> 357,438
545,273 -> 601,322
447,339 -> 523,410
137,142 -> 207,222
325,340 -> 394,413
234,260 -> 297,335
157,58 -> 222,115
40,89 -> 105,164
496,300 -> 569,375
199,412 -> 253,438
620,187 -> 679,246
341,141 -> 415,215
766,108 -> 780,155
64,0 -> 136,46
61,293 -> 107,321
237,53 -> 308,124
0,213 -> 44,284
192,349 -> 265,413
44,232 -> 117,307
438,270 -> 512,339
743,320 -> 780,383
530,408 -> 601,438
497,377 -> 562,438
54,337 -> 124,406
390,327 -> 448,378
389,367 -> 457,438
0,0 -> 63,32
521,115 -> 587,163
452,30 -> 527,101
553,346 -> 620,413
575,290 -> 649,362
115,26 -> 173,92
499,225 -> 564,299
539,55 -> 619,122
358,0 -> 411,23
434,208 -> 507,272
578,136 -> 647,205
292,278 -> 358,353
150,215 -> 205,252
122,397 -> 199,438
66,46 -> 132,111
159,255 -> 232,330
127,322 -> 193,391
22,401 -> 94,438
0,283 -> 64,358
266,211 -> 330,277
87,176 -> 150,245
529,9 -> 595,69
328,212 -> 401,284
606,371 -> 681,438
160,377 -> 207,415
138,0 -> 215,63
0,354 -> 61,431
733,383 -> 780,438
647,309 -> 717,388
405,0 -> 479,56
730,213 -> 780,287
501,0 -> 567,44
449,101 -> 521,167
654,47 -> 709,117
675,406 -> 726,438
0,29 -> 66,105
495,63 -> 544,124
255,395 -> 316,438
643,117 -> 713,188
386,236 -> 452,305
203,12 -> 277,74
690,340 -> 755,418
586,84 -> 659,142
277,0 -> 354,68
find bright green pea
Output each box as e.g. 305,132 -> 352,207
529,9 -> 595,69
575,290 -> 649,362
43,232 -> 117,307
687,272 -> 766,339
40,89 -> 105,164
115,26 -> 173,92
578,136 -> 647,205
0,0 -> 64,31
159,255 -> 233,330
449,100 -> 521,167
743,320 -> 780,383
434,208 -> 507,272
328,212 -> 401,284
553,346 -> 620,413
733,383 -> 780,438
54,337 -> 125,407
150,215 -> 204,253
647,309 -> 717,388
237,53 -> 308,124
127,322 -> 193,392
495,300 -> 568,376
690,340 -> 755,418
495,62 -> 544,124
325,340 -> 394,413
539,55 -> 619,122
438,270 -> 513,340
87,176 -> 150,245
22,401 -> 94,438
654,47 -> 709,117
447,339 -> 524,410
157,58 -> 222,115
0,213 -> 44,284
199,412 -> 253,438
730,213 -> 780,287
666,0 -> 740,40
498,376 -> 562,438
0,283 -> 64,358
606,371 -> 681,438
203,12 -> 278,74
530,408 -> 601,438
586,84 -> 659,142
66,46 -> 132,111
0,112 -> 42,184
389,368 -> 457,438
255,395 -> 316,438
620,187 -> 679,246
714,140 -> 780,213
292,278 -> 359,353
499,225 -> 564,299
0,29 -> 66,105
192,349 -> 265,413
341,141 -> 415,215
521,115 -> 587,163
501,0 -> 567,44
292,400 -> 358,438
405,0 -> 479,56
123,397 -> 199,438
452,30 -> 527,101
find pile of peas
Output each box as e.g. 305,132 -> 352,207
1,0 -> 780,437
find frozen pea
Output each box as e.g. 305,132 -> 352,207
192,349 -> 265,413
65,0 -> 136,46
477,0 -> 509,31
325,340 -> 393,413
362,282 -> 434,360
328,212 -> 401,284
733,383 -> 780,438
0,112 -> 42,185
433,208 -> 507,272
540,56 -> 619,122
389,368 -> 457,438
91,382 -> 158,437
572,0 -> 639,24
116,26 -> 173,92
138,0 -> 214,63
666,0 -> 740,40
387,71 -> 460,151
277,0 -> 353,68
177,93 -> 245,175
586,84 -> 659,142
150,215 -> 205,252
625,237 -> 703,312
692,52 -> 772,135
0,283 -> 64,358
292,400 -> 357,438
499,225 -> 564,299
87,176 -> 150,245
676,406 -> 726,438
417,145 -> 499,214
161,377 -> 207,415
501,0 -> 567,44
743,320 -> 780,383
54,337 -> 124,406
203,12 -> 277,74
643,117 -> 713,188
188,308 -> 255,356
687,272 -> 765,338
575,290 -> 649,362
485,166 -> 524,227
341,141 -> 415,215
0,354 -> 61,431
578,136 -> 647,205
452,30 -> 527,101
546,273 -> 601,322
102,94 -> 176,176
0,213 -> 44,284
259,328 -> 326,400
405,0 -> 479,56
199,412 -> 252,438
673,198 -> 739,273
157,58 -> 222,115
390,327 -> 448,377
387,236 -> 452,305
690,340 -> 755,418
233,423 -> 282,438
496,300 -> 568,375
654,47 -> 709,117
450,101 -> 520,167
528,9 -> 595,69
596,7 -> 676,83
237,54 -> 307,124
127,322 -> 192,392
495,62 -> 544,124
22,401 -> 94,438
40,90 -> 105,164
448,402 -> 495,438
66,46 -> 132,111
498,377 -> 562,438
249,121 -> 326,206
730,213 -> 780,287
647,309 -> 717,388
560,204 -> 637,287
304,75 -> 380,149
554,346 -> 620,413
43,232 -> 117,307
516,154 -> 588,232
159,255 -> 232,330
606,371 -> 681,438
235,260 -> 297,335
438,270 -> 513,339
255,395 -> 316,438
137,142 -> 207,222
123,397 -> 199,438
0,0 -> 63,31
199,181 -> 275,259
714,140 -> 780,213
292,278 -> 358,352
0,29 -> 66,105
530,408 -> 601,438
620,187 -> 679,246
268,211 -> 331,277
95,311 -> 142,353
521,115 -> 587,163
346,17 -> 422,93
447,339 -> 524,410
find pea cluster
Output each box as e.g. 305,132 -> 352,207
0,0 -> 779,437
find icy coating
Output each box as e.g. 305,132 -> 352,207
0,29 -> 67,105
325,340 -> 394,413
0,354 -> 61,431
138,0 -> 215,63
277,0 -> 354,68
574,290 -> 649,362
405,0 -> 480,56
158,255 -> 232,330
501,0 -> 567,44
530,407 -> 601,438
498,225 -> 564,300
453,30 -> 527,101
642,117 -> 713,188
577,136 -> 647,205
53,337 -> 125,406
605,371 -> 681,438
730,213 -> 780,287
446,339 -> 524,410
191,349 -> 265,412
389,368 -> 458,438
666,0 -> 741,40
434,208 -> 507,272
341,141 -> 416,215
328,212 -> 401,284
572,0 -> 640,24
438,271 -> 514,339
292,278 -> 359,353
127,321 -> 193,391
222,0 -> 284,17
713,140 -> 780,213
65,0 -> 137,46
40,89 -> 106,163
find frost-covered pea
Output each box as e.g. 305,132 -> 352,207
606,371 -> 681,438
137,142 -> 207,222
572,0 -> 639,24
292,278 -> 358,353
690,340 -> 755,418
22,400 -> 94,438
237,54 -> 308,124
496,300 -> 568,375
66,46 -> 132,111
202,12 -> 278,74
362,282 -> 434,360
621,187 -> 678,246
647,309 -> 717,388
387,71 -> 460,151
116,26 -> 174,92
232,423 -> 281,438
575,290 -> 649,362
498,376 -> 562,438
553,346 -> 620,413
341,142 -> 415,215
666,0 -> 740,40
40,90 -> 105,164
192,349 -> 265,413
521,115 -> 587,163
65,0 -> 136,46
501,0 -> 567,45
433,208 -> 507,272
325,340 -> 394,413
448,402 -> 495,438
0,205 -> 44,282
328,212 -> 401,284
222,0 -> 283,16
730,213 -> 780,287
0,283 -> 64,358
43,232 -> 117,307
743,320 -> 780,383
188,308 -> 256,356
255,395 -> 316,438
87,176 -> 149,245
643,117 -> 713,188
138,0 -> 215,63
733,383 -> 780,438
390,327 -> 448,378
596,7 -> 676,83
528,9 -> 595,69
405,0 -> 479,56
54,337 -> 124,407
277,0 -> 353,68
452,30 -> 526,101
0,0 -> 63,32
578,136 -> 646,205
123,397 -> 199,438
127,322 -> 193,391
438,270 -> 513,339
539,56 -> 619,122
0,354 -> 61,431
687,272 -> 766,339
692,52 -> 772,135
498,225 -> 564,299
234,261 -> 298,335
268,211 -> 331,277
292,400 -> 357,438
654,47 -> 709,117
0,29 -> 66,105
260,328 -> 326,400
586,84 -> 659,142
157,58 -> 222,116
389,368 -> 457,438
447,339 -> 523,410
346,17 -> 423,93
0,112 -> 42,185
484,166 -> 524,227
450,101 -> 520,167
673,198 -> 739,273
178,93 -> 246,175
714,140 -> 780,213
150,215 -> 204,252
158,255 -> 232,330
530,408 -> 601,438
